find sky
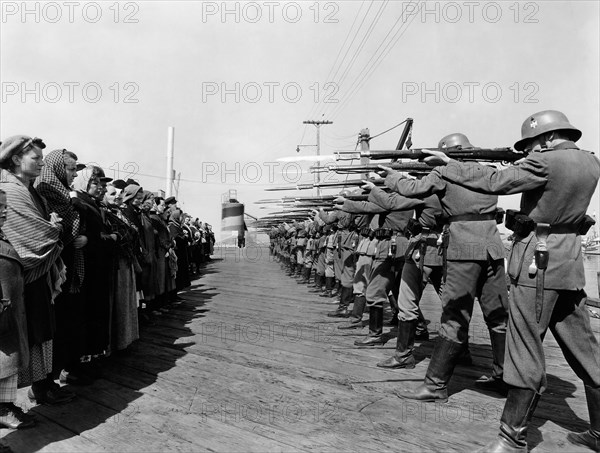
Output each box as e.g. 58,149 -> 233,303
1,0 -> 599,240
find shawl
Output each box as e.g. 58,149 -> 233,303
168,210 -> 184,238
34,149 -> 84,292
0,169 -> 63,283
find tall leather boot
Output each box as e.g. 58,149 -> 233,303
328,286 -> 352,317
415,308 -> 429,340
377,320 -> 417,369
287,263 -> 296,276
457,340 -> 473,366
476,387 -> 541,453
475,331 -> 508,396
298,267 -> 310,284
338,295 -> 366,329
394,337 -> 463,402
331,280 -> 341,297
354,306 -> 385,347
319,277 -> 334,297
309,274 -> 324,292
567,385 -> 600,451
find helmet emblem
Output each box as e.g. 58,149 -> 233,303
530,118 -> 538,128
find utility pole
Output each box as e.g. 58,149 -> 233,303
166,126 -> 175,198
359,128 -> 370,181
303,119 -> 333,196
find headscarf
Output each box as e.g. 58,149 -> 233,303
122,184 -> 143,204
168,209 -> 184,238
34,149 -> 85,292
34,149 -> 80,244
72,165 -> 97,193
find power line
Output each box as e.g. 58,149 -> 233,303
328,1 -> 421,120
306,1 -> 369,120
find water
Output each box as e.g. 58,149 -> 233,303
583,254 -> 600,298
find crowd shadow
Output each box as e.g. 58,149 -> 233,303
0,260 -> 220,453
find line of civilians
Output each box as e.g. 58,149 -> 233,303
0,135 -> 215,429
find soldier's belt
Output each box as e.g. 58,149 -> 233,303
447,213 -> 496,223
506,209 -> 589,236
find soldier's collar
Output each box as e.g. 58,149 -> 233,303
539,140 -> 579,152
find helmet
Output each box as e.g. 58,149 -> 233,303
438,133 -> 474,149
514,110 -> 581,151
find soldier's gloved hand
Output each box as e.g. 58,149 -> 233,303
422,149 -> 450,166
361,180 -> 376,190
333,196 -> 345,204
377,165 -> 396,175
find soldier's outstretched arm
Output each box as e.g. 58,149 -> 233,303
436,155 -> 548,195
368,186 -> 424,211
384,171 -> 446,198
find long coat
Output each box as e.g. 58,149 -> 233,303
0,236 -> 29,378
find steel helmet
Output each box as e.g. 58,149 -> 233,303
514,110 -> 581,151
438,133 -> 474,149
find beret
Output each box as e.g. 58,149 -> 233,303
0,135 -> 46,164
111,179 -> 127,190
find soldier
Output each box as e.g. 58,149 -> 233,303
427,111 -> 600,452
319,207 -> 358,317
383,133 -> 509,402
338,214 -> 375,329
370,183 -> 445,369
335,188 -> 419,347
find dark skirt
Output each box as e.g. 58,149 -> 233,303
174,238 -> 191,290
24,274 -> 55,346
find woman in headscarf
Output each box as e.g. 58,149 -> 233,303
148,196 -> 171,309
34,149 -> 89,386
0,135 -> 72,405
0,188 -> 35,428
120,184 -> 151,323
139,191 -> 159,311
101,183 -> 139,352
71,166 -> 115,377
168,209 -> 191,293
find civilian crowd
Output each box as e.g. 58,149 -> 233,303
0,135 -> 215,429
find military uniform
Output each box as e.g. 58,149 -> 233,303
439,112 -> 600,452
340,194 -> 418,346
319,210 -> 358,315
443,142 -> 600,451
388,135 -> 509,403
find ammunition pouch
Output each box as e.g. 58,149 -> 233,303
374,228 -> 394,240
505,210 -> 535,237
495,208 -> 505,225
360,227 -> 372,238
405,218 -> 423,238
579,215 -> 596,235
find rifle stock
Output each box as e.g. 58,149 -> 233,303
354,147 -> 524,162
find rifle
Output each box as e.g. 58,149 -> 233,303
312,162 -> 433,174
335,146 -> 525,162
296,178 -> 385,190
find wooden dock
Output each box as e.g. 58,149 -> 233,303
1,246 -> 598,452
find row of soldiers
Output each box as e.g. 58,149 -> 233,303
268,110 -> 599,453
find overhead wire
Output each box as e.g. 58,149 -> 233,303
328,1 -> 422,120
305,1 -> 369,120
